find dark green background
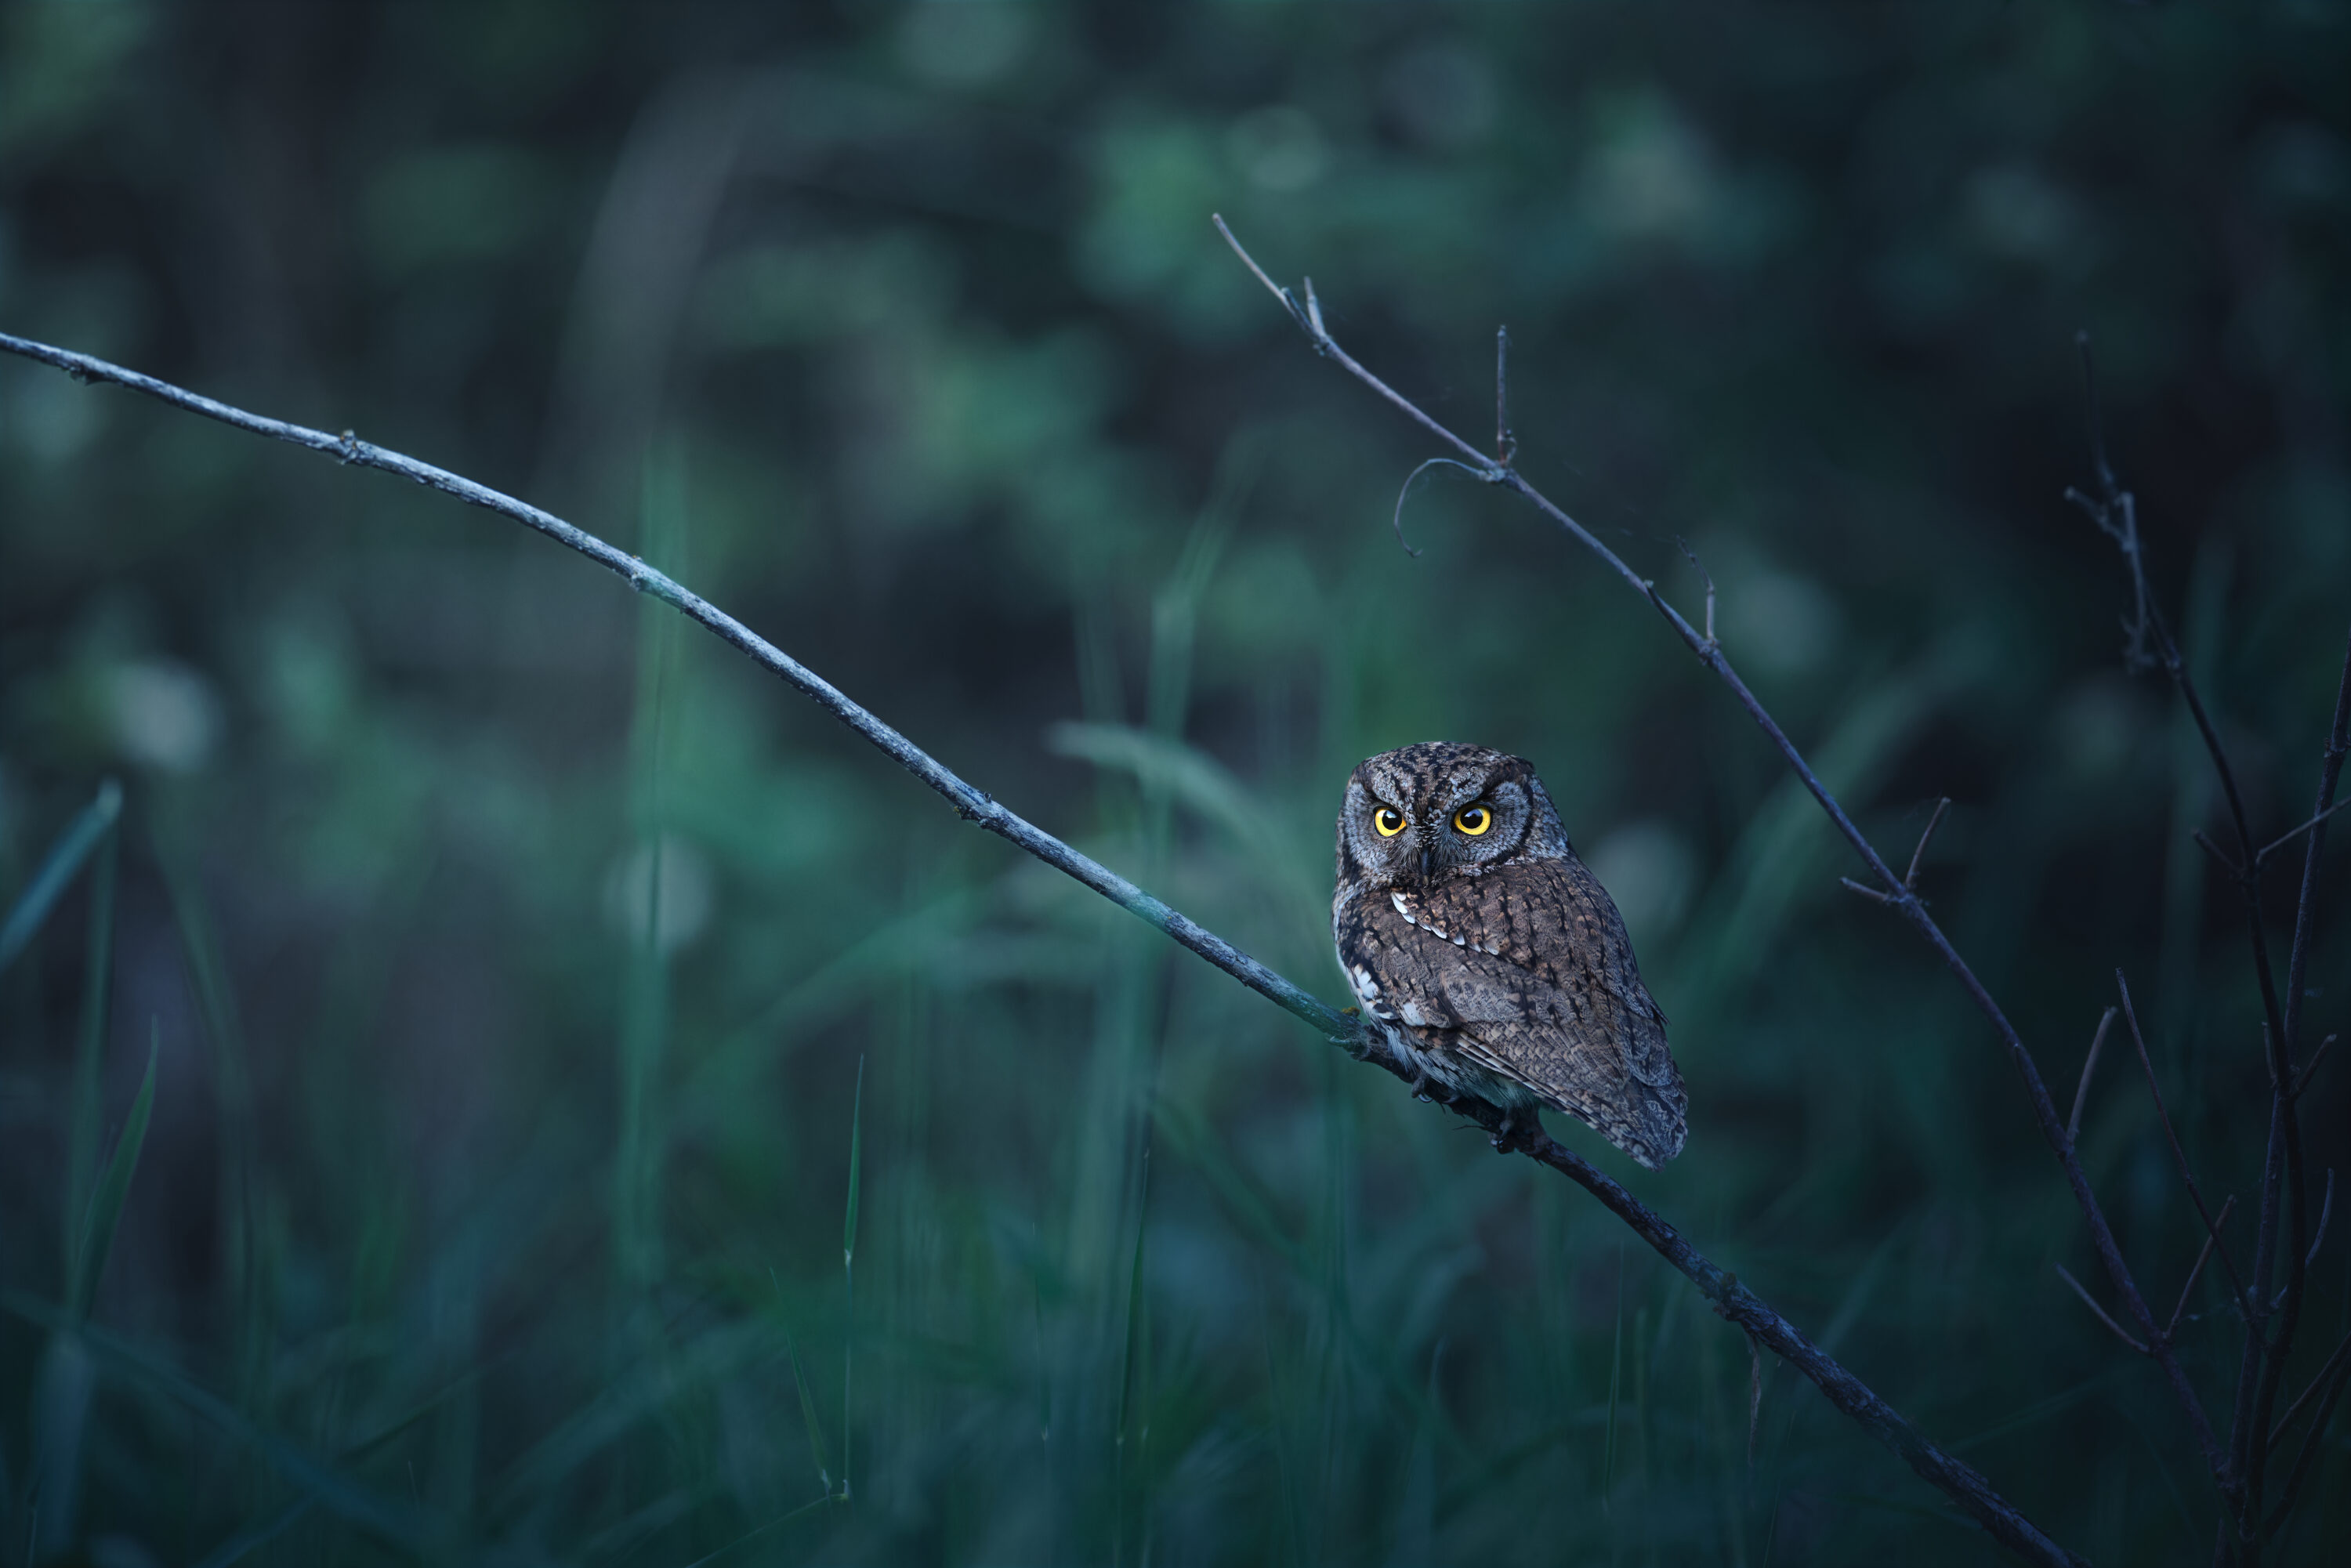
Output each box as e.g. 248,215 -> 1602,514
2,2 -> 2346,1563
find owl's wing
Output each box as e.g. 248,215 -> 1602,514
1451,858 -> 1679,1092
1346,861 -> 1685,1165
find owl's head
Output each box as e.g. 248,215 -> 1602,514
1337,741 -> 1570,889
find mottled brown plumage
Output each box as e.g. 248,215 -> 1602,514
1332,742 -> 1687,1168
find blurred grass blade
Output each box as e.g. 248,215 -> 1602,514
1604,1248 -> 1625,1503
0,778 -> 121,976
2,1291 -> 437,1548
189,1497 -> 313,1568
30,1331 -> 96,1558
841,1052 -> 864,1502
845,1054 -> 865,1267
676,1490 -> 839,1568
65,818 -> 120,1267
770,1270 -> 834,1494
69,1027 -> 158,1324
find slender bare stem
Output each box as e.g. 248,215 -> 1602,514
0,327 -> 2087,1568
2069,1009 -> 2116,1146
2192,829 -> 2243,880
2056,1263 -> 2150,1355
1494,325 -> 1516,464
1904,798 -> 1952,893
2255,797 -> 2351,868
2302,1171 -> 2332,1270
2117,972 -> 2251,1308
2168,1197 -> 2237,1342
2291,1036 -> 2334,1101
2266,1326 -> 2350,1454
2262,1347 -> 2351,1539
1214,221 -> 2221,1481
1675,539 -> 1717,648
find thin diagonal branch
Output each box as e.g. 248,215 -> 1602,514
2263,1343 -> 2351,1539
0,328 -> 2085,1568
1904,798 -> 1952,893
2168,1196 -> 2237,1342
2117,972 -> 2251,1309
2056,1264 -> 2150,1354
2267,1325 -> 2350,1454
2255,796 -> 2351,869
2291,1036 -> 2334,1101
2303,1171 -> 2332,1271
1214,220 -> 2222,1482
2069,1009 -> 2116,1146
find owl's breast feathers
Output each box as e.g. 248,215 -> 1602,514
1334,858 -> 1687,1168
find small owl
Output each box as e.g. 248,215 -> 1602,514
1333,741 -> 1687,1168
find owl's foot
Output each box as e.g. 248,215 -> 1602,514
1406,1070 -> 1464,1106
1490,1107 -> 1538,1153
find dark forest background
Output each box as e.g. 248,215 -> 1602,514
2,2 -> 2348,1563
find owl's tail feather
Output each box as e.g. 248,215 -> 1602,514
1564,1077 -> 1687,1170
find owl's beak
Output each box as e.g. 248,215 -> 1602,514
1418,843 -> 1433,882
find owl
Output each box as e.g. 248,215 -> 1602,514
1333,742 -> 1687,1168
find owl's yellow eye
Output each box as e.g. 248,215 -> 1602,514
1374,806 -> 1407,838
1454,805 -> 1493,836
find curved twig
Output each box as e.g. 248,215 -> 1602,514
0,326 -> 2081,1568
1386,456 -> 1495,558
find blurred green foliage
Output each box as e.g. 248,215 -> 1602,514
1,2 -> 2348,1563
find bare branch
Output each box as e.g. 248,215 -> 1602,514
1904,797 -> 1952,893
2255,795 -> 2351,869
2056,1263 -> 2151,1355
1494,325 -> 1516,464
2117,972 -> 2251,1308
1219,225 -> 2218,1482
0,326 -> 2088,1568
2192,829 -> 2243,881
1838,876 -> 1893,907
2068,1008 -> 2116,1147
2292,1035 -> 2335,1101
2267,1326 -> 2350,1454
1675,538 -> 1717,649
2168,1195 -> 2237,1342
2263,1341 -> 2351,1539
2304,1170 -> 2332,1270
